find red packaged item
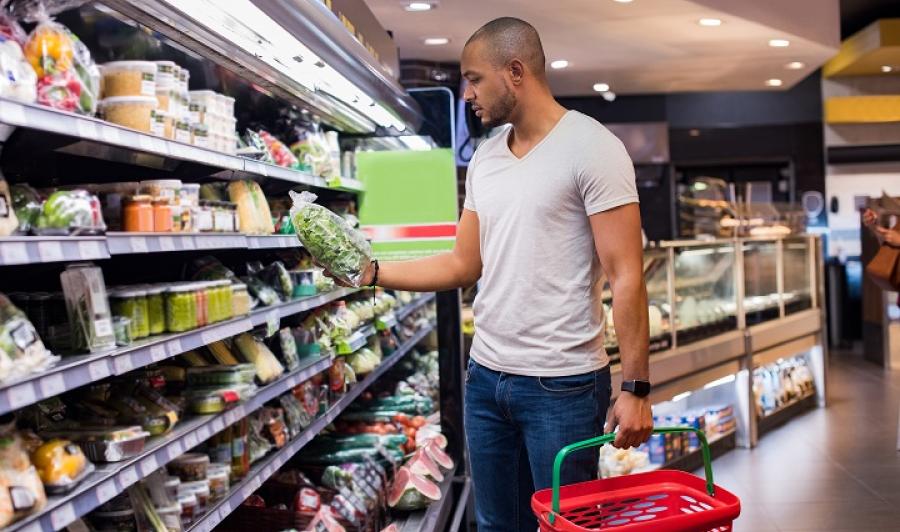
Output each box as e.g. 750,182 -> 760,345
259,130 -> 301,169
293,487 -> 321,513
305,506 -> 345,532
244,494 -> 266,508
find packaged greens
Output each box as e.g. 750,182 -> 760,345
262,261 -> 293,298
10,184 -> 42,234
0,293 -> 57,383
0,176 -> 18,237
241,276 -> 281,307
289,191 -> 372,287
60,264 -> 115,352
35,190 -> 106,235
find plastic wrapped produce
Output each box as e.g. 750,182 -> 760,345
0,37 -> 37,103
0,176 -> 18,236
227,180 -> 274,235
289,191 -> 372,287
23,10 -> 99,115
35,189 -> 105,235
60,264 -> 116,352
258,130 -> 300,169
10,184 -> 41,234
0,293 -> 56,383
261,261 -> 293,298
0,418 -> 47,528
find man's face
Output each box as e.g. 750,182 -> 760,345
461,40 -> 516,128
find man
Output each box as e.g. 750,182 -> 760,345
330,17 -> 652,530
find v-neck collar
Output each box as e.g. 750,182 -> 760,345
503,110 -> 573,162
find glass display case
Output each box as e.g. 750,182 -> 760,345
782,237 -> 813,315
671,242 -> 739,345
742,239 -> 781,325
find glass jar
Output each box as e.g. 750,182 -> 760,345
193,283 -> 208,328
152,198 -> 173,232
206,464 -> 230,502
193,202 -> 214,232
110,287 -> 150,339
165,284 -> 197,333
123,195 -> 153,232
231,283 -> 251,316
112,316 -> 132,346
145,285 -> 166,335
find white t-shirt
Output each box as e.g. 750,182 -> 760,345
464,110 -> 638,377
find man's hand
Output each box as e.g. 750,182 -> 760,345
605,391 -> 653,449
876,226 -> 900,247
863,208 -> 878,228
320,260 -> 376,288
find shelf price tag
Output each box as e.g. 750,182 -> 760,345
129,237 -> 149,253
140,455 -> 159,476
101,125 -> 122,144
114,354 -> 134,375
197,425 -> 211,442
0,100 -> 26,124
118,466 -> 138,487
8,382 -> 36,409
37,241 -> 64,263
50,503 -> 76,530
95,479 -> 118,504
0,242 -> 28,264
150,344 -> 167,362
158,236 -> 175,251
76,119 -> 98,139
167,439 -> 184,461
39,373 -> 65,397
78,240 -> 105,259
184,431 -> 199,449
166,339 -> 183,357
211,417 -> 225,433
88,359 -> 110,380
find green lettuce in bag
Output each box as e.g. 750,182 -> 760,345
289,191 -> 372,287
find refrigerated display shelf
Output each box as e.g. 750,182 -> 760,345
338,324 -> 377,355
188,321 -> 437,532
392,469 -> 458,532
0,98 -> 364,193
0,236 -> 108,265
396,293 -> 437,321
248,287 -> 359,328
757,390 -> 817,437
6,354 -> 333,532
636,429 -> 737,475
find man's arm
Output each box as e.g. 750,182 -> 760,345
590,203 -> 653,449
352,209 -> 482,291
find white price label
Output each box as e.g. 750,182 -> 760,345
150,344 -> 167,362
8,382 -> 36,409
78,240 -> 104,259
101,125 -> 122,144
182,236 -> 196,250
0,100 -> 26,124
138,134 -> 154,151
220,500 -> 233,517
265,311 -> 279,338
140,455 -> 159,476
88,359 -> 110,380
0,242 -> 28,264
201,330 -> 218,345
262,464 -> 273,479
211,417 -> 225,433
158,236 -> 175,251
184,431 -> 199,449
224,409 -> 238,425
95,480 -> 118,504
129,236 -> 149,253
152,138 -> 169,154
241,485 -> 254,500
233,405 -> 246,419
17,521 -> 42,532
76,119 -> 98,139
37,241 -> 64,262
39,373 -> 65,397
167,439 -> 184,460
50,503 -> 76,530
166,338 -> 183,356
114,355 -> 134,374
118,466 -> 138,487
197,425 -> 211,442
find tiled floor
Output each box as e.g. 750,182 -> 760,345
711,353 -> 900,531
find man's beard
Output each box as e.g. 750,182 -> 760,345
481,84 -> 516,128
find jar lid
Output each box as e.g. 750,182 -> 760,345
231,283 -> 247,291
154,60 -> 176,69
171,452 -> 209,465
100,95 -> 158,106
181,183 -> 200,190
125,194 -> 153,203
152,197 -> 172,205
101,60 -> 158,74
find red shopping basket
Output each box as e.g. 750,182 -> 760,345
532,427 -> 741,531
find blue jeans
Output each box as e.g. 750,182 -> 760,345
464,359 -> 612,532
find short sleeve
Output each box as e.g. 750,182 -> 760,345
576,130 -> 639,216
463,153 -> 478,212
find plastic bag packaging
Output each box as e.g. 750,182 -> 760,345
0,418 -> 47,528
0,36 -> 36,103
35,189 -> 106,235
0,10 -> 27,44
289,191 -> 372,287
291,121 -> 334,178
23,7 -> 99,115
227,180 -> 274,235
0,293 -> 57,383
261,261 -> 293,298
60,264 -> 116,352
0,176 -> 18,237
258,130 -> 300,169
10,184 -> 41,234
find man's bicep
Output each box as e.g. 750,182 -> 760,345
589,203 -> 643,279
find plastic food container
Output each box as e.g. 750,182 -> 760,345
190,90 -> 218,114
90,508 -> 137,531
62,427 -> 151,463
231,283 -> 251,316
123,194 -> 153,232
185,388 -> 228,414
113,316 -> 132,346
156,86 -> 175,112
174,119 -> 192,144
101,61 -> 157,97
164,476 -> 181,501
192,123 -> 209,149
179,480 -> 210,514
145,285 -> 166,335
167,452 -> 210,481
186,364 -> 256,386
140,180 -> 182,202
178,492 -> 198,526
193,204 -> 214,232
101,96 -> 158,132
155,61 -> 177,88
193,282 -> 209,327
292,270 -> 317,297
155,503 -> 182,532
188,101 -> 206,125
180,183 -> 200,207
152,198 -> 173,232
221,95 -> 235,117
165,284 -> 197,332
152,109 -> 174,139
179,68 -> 190,92
207,463 -> 230,501
110,287 -> 150,339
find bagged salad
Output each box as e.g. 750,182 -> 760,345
289,191 -> 372,288
0,293 -> 57,383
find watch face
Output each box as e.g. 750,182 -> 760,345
623,380 -> 651,397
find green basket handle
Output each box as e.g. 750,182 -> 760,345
548,427 -> 715,525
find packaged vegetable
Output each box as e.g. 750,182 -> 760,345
35,189 -> 106,235
233,333 -> 284,383
30,439 -> 92,494
261,261 -> 293,298
0,419 -> 47,527
289,191 -> 372,287
227,180 -> 274,235
258,130 -> 300,169
242,275 -> 280,307
0,12 -> 26,45
10,184 -> 41,234
0,293 -> 56,383
0,176 -> 18,237
60,264 -> 116,352
0,37 -> 37,103
24,9 -> 99,115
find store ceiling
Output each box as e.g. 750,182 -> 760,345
365,0 -> 841,96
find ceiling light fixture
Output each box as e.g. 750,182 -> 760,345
768,39 -> 790,47
593,82 -> 610,92
550,60 -> 569,69
786,61 -> 805,70
882,65 -> 893,73
698,18 -> 722,26
405,2 -> 433,11
423,37 -> 449,45
613,0 -> 634,3
765,78 -> 783,87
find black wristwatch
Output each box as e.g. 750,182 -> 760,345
621,380 -> 651,397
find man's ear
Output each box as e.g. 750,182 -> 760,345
508,58 -> 525,85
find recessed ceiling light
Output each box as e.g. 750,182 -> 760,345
769,39 -> 790,47
613,0 -> 633,3
550,60 -> 569,69
593,83 -> 610,92
765,78 -> 783,87
405,2 -> 433,11
786,61 -> 805,70
423,37 -> 449,45
882,65 -> 893,73
698,18 -> 722,26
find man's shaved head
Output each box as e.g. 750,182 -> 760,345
465,17 -> 546,75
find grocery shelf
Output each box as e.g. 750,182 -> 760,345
188,321 -> 437,532
0,98 -> 363,194
635,429 -> 737,475
757,390 -> 817,437
0,236 -> 108,265
377,312 -> 399,331
338,324 -> 377,355
248,287 -> 359,328
245,235 -> 302,249
396,293 -> 437,322
7,354 -> 333,532
106,232 -> 248,254
393,468 -> 458,532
